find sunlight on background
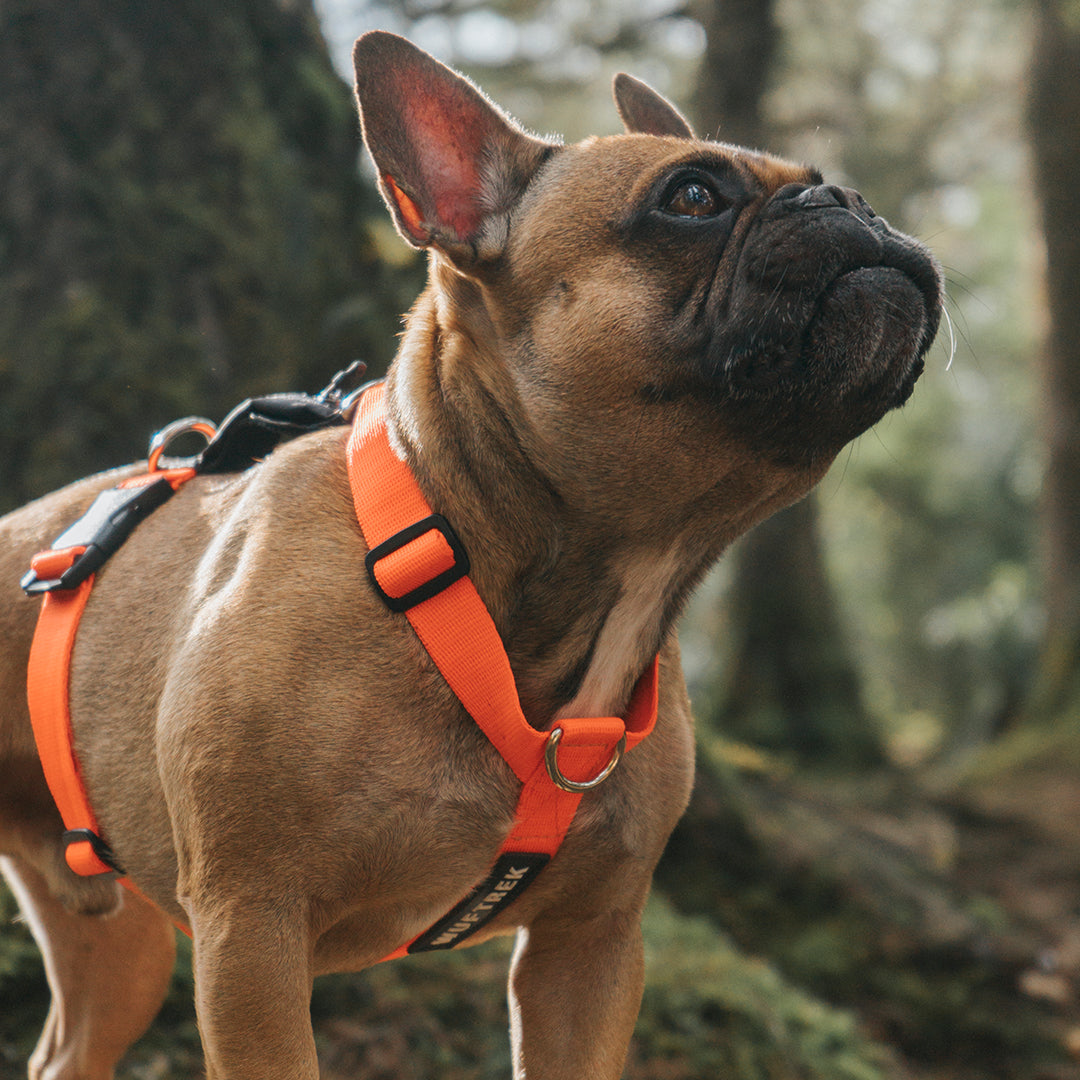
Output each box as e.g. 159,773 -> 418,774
316,0 -> 1041,761
4,0 -> 1076,1076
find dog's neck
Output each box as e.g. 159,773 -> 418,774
380,278 -> 810,726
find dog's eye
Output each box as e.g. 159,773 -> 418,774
663,179 -> 723,218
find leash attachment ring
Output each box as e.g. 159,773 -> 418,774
147,417 -> 216,472
544,728 -> 627,793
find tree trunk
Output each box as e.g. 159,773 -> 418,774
716,498 -> 880,764
0,0 -> 409,512
688,0 -> 877,765
1025,0 -> 1080,725
691,0 -> 778,147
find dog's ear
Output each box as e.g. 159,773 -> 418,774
613,73 -> 695,139
353,32 -> 555,260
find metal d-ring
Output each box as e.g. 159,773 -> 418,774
544,728 -> 628,794
147,416 -> 217,472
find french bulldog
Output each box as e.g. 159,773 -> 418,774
0,30 -> 942,1080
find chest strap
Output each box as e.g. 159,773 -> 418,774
349,384 -> 657,956
25,465 -> 201,877
22,377 -> 658,957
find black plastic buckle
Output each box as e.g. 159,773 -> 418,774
62,828 -> 125,877
364,514 -> 471,613
21,477 -> 178,594
195,363 -> 369,476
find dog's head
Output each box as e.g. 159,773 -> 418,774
352,32 -> 942,501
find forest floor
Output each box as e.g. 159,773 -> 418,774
794,758 -> 1080,1080
946,765 -> 1080,1073
4,760 -> 1080,1079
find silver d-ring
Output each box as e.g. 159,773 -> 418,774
544,728 -> 627,794
147,417 -> 216,472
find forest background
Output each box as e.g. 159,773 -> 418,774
2,0 -> 1080,1077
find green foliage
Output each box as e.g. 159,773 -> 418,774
633,899 -> 896,1080
817,165 -> 1043,755
0,882 -> 48,1071
0,880 -> 899,1080
311,943 -> 515,1079
313,900 -> 898,1080
670,0 -> 1042,758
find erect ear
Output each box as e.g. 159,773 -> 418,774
352,31 -> 555,259
613,73 -> 695,139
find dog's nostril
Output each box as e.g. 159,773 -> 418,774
772,182 -> 810,202
795,184 -> 845,209
849,189 -> 877,218
785,184 -> 877,220
828,185 -> 877,218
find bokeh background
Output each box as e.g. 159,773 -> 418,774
3,0 -> 1080,1076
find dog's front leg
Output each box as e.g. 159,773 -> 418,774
508,909 -> 646,1080
189,901 -> 320,1080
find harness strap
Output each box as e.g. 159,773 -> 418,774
27,568 -> 106,875
25,467 -> 197,877
348,384 -> 658,956
23,377 -> 658,960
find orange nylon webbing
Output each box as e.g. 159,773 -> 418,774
25,386 -> 658,958
347,383 -> 658,958
25,565 -> 105,874
25,467 -> 196,878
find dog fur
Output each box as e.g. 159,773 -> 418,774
0,31 -> 942,1080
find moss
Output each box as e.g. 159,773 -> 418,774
0,881 -> 905,1079
631,898 -> 896,1080
0,0 -> 420,513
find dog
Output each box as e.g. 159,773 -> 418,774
0,31 -> 942,1080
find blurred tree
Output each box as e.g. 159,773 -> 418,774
691,0 -> 879,767
753,0 -> 1041,757
690,0 -> 777,147
1026,0 -> 1080,726
0,0 -> 412,513
662,4 -> 1071,1075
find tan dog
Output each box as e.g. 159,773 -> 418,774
0,32 -> 942,1080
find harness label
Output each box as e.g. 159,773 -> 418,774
407,851 -> 550,953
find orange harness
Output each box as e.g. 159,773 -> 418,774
23,381 -> 658,955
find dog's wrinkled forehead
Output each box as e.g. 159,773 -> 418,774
507,134 -> 819,265
619,139 -> 820,214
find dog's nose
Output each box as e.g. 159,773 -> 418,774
769,183 -> 877,221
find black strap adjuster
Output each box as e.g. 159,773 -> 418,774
364,514 -> 471,613
62,828 -> 125,877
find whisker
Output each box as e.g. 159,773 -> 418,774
942,305 -> 957,371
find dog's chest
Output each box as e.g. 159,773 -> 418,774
555,546 -> 685,721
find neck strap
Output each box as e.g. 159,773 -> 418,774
347,382 -> 658,955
